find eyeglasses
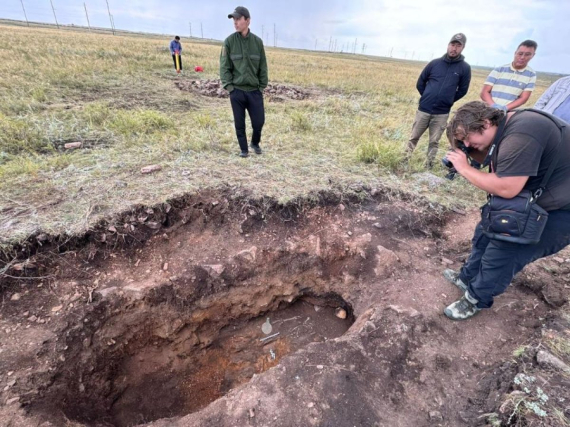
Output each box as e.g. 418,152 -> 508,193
515,52 -> 534,57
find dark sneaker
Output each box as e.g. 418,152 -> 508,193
239,151 -> 249,158
444,292 -> 481,321
250,144 -> 262,155
443,269 -> 468,291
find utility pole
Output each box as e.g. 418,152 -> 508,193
105,0 -> 115,35
84,3 -> 91,31
354,38 -> 357,54
261,25 -> 264,42
189,22 -> 192,38
389,47 -> 393,57
50,0 -> 59,29
201,22 -> 203,39
19,0 -> 29,27
334,39 -> 337,52
273,24 -> 276,47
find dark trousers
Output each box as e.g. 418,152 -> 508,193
229,89 -> 265,152
459,210 -> 570,308
172,54 -> 182,70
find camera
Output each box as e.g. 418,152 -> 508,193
441,141 -> 472,180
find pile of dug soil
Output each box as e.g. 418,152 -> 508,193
175,80 -> 310,102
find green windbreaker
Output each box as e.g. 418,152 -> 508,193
220,30 -> 268,92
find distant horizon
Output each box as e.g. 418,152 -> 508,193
1,0 -> 568,75
1,17 -> 567,79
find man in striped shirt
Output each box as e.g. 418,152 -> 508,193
480,40 -> 537,111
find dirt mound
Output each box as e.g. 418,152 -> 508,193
1,190 -> 569,427
175,79 -> 311,102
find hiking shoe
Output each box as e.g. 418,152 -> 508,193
444,292 -> 481,321
250,144 -> 262,155
239,151 -> 249,158
443,269 -> 468,291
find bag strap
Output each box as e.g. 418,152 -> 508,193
524,109 -> 565,198
490,109 -> 565,200
485,115 -> 508,170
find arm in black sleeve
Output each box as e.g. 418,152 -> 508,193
416,63 -> 431,95
455,65 -> 471,101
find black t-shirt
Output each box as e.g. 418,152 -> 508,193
495,111 -> 570,211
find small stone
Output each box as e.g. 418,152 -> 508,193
6,397 -> 20,405
141,164 -> 162,174
335,308 -> 347,319
28,315 -> 37,322
10,293 -> 21,301
347,231 -> 353,236
372,223 -> 383,229
339,204 -> 345,212
64,142 -> 82,149
316,365 -> 324,370
249,408 -> 255,418
307,402 -> 314,408
537,350 -> 570,372
441,257 -> 454,265
163,262 -> 169,271
429,410 -> 443,421
314,305 -> 322,312
552,257 -> 564,264
7,380 -> 16,387
51,305 -> 63,313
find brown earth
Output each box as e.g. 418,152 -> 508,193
0,189 -> 569,426
175,79 -> 312,102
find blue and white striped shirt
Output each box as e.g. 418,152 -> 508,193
485,64 -> 536,106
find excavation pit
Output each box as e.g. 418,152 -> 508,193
29,291 -> 353,427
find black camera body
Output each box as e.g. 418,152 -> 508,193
442,142 -> 472,180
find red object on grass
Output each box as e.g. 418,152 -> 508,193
194,66 -> 204,72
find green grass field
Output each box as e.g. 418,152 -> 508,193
0,23 -> 552,245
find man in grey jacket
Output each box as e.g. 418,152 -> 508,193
535,76 -> 570,122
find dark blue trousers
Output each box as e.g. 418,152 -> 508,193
459,210 -> 570,308
229,89 -> 265,153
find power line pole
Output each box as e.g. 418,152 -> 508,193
389,47 -> 393,57
105,0 -> 115,35
49,0 -> 59,29
200,22 -> 203,39
19,0 -> 29,27
273,24 -> 276,47
189,22 -> 192,38
261,25 -> 264,42
84,3 -> 91,32
354,38 -> 357,54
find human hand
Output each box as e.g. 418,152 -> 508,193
445,149 -> 470,174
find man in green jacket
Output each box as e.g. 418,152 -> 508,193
220,6 -> 268,157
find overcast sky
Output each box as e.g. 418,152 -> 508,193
1,0 -> 568,74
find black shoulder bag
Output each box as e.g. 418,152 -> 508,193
480,109 -> 565,245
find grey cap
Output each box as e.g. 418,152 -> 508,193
228,6 -> 250,19
449,33 -> 466,46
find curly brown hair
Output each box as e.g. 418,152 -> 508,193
446,101 -> 506,148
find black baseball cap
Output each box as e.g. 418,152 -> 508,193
449,33 -> 466,46
228,6 -> 250,19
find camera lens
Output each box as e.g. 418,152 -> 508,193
441,157 -> 453,168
